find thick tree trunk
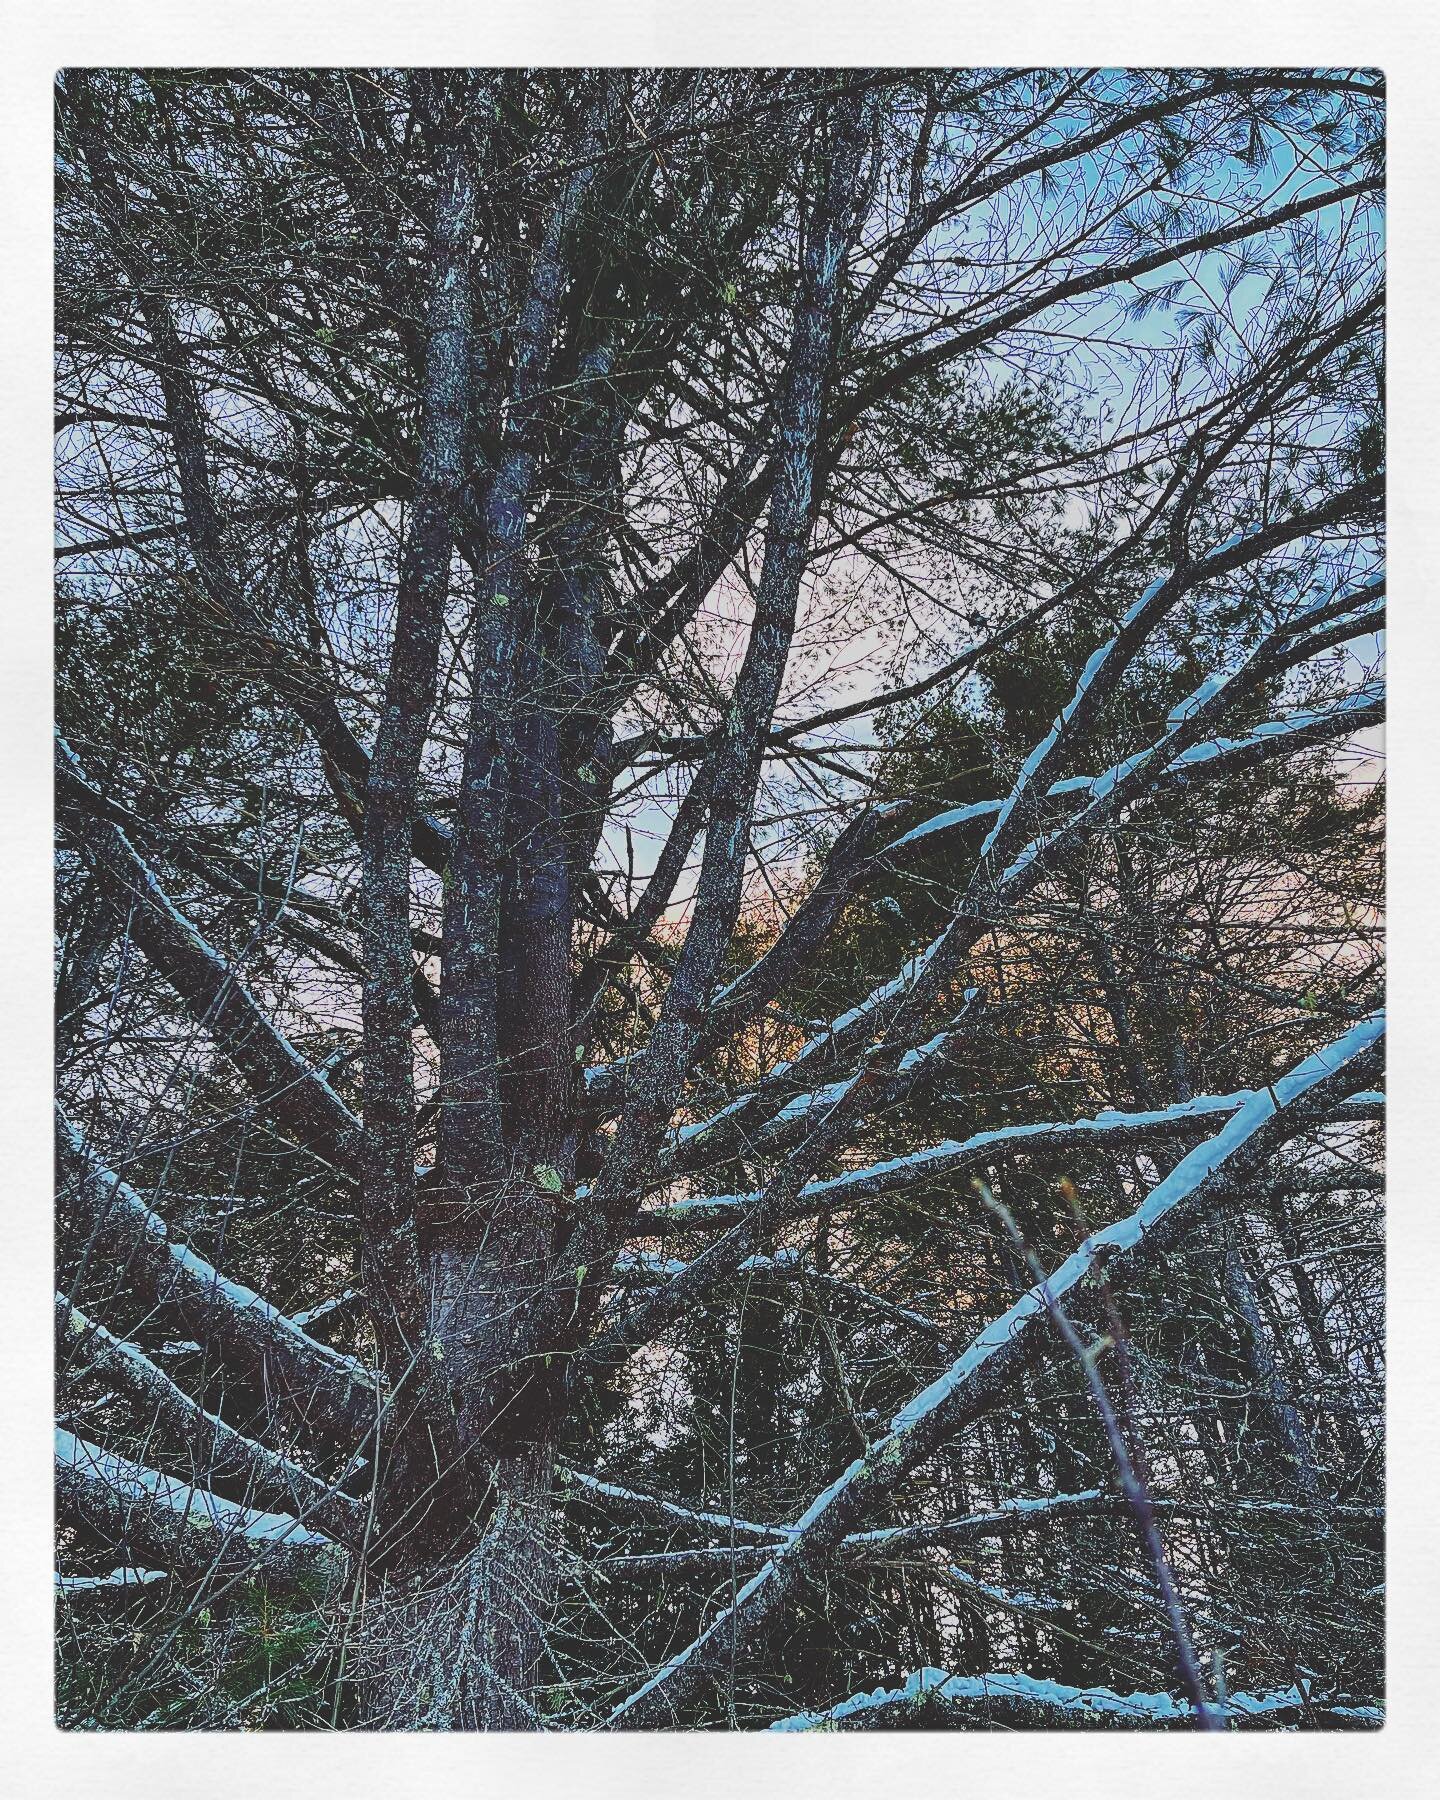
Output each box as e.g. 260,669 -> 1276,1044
361,1195 -> 565,1728
363,1442 -> 558,1730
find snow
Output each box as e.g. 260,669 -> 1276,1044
660,1084 -> 1299,1227
615,1248 -> 946,1341
674,1091 -> 754,1145
997,653 -> 1381,889
886,797 -> 1004,853
612,1251 -> 690,1281
583,1049 -> 638,1092
585,1013 -> 889,1110
883,661 -> 1383,867
739,1248 -> 805,1274
767,1030 -> 954,1131
970,546 -> 1199,865
608,1560 -> 777,1719
562,1467 -> 792,1544
663,1003 -> 975,1175
60,1297 -> 353,1526
841,1489 -> 1108,1547
883,1012 -> 1382,1439
56,1429 -> 335,1550
824,935 -> 946,1039
767,1667 -> 1373,1730
1156,682 -> 1386,786
611,1014 -> 1383,1724
290,1290 -> 361,1330
945,1565 -> 1064,1611
56,1567 -> 166,1593
60,1117 -> 376,1392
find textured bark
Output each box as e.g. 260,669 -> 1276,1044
359,86 -> 479,1384
361,1444 -> 558,1729
425,85 -> 621,1480
354,86 -> 628,1731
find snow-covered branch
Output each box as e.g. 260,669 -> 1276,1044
605,1014 -> 1383,1725
56,1566 -> 168,1597
586,665 -> 1382,1147
641,1085 -> 1382,1233
768,1667 -> 1382,1731
664,1019 -> 970,1179
57,1113 -> 377,1442
560,1467 -> 790,1545
57,1295 -> 364,1543
883,683 -> 1385,862
55,1429 -> 347,1592
610,1246 -> 953,1345
596,1490 -> 1382,1577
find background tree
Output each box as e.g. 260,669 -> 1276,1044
55,66 -> 1384,1730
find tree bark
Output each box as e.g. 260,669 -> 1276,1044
362,1443 -> 558,1729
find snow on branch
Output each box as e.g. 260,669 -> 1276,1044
605,1013 -> 1383,1726
655,565 -> 1383,1111
57,733 -> 363,1175
942,1564 -> 1065,1613
56,1566 -> 167,1597
883,683 -> 1385,862
974,524 -> 1276,870
584,661 -> 1381,1142
290,1290 -> 364,1332
559,1467 -> 791,1545
57,1113 -> 377,1442
878,1018 -> 1381,1443
801,568 -> 1381,1093
611,1247 -> 953,1343
677,662 -> 1384,1170
596,1490 -> 1382,1579
1162,683 -> 1385,782
58,1295 -> 363,1543
768,1667 -> 1382,1731
666,1021 -> 967,1178
644,1084 -> 1382,1233
55,1430 -> 347,1592
588,946 -> 957,1121
994,642 -> 1382,891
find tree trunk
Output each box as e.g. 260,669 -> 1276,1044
362,1441 -> 558,1729
1221,1225 -> 1324,1503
